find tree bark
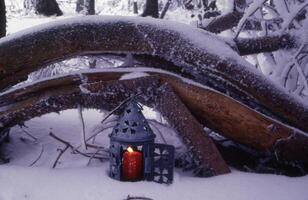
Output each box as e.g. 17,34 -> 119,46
160,0 -> 171,19
133,0 -> 138,14
141,0 -> 159,18
0,0 -> 6,38
35,0 -> 63,16
154,83 -> 230,176
235,34 -> 297,55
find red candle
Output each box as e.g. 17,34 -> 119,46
122,146 -> 143,181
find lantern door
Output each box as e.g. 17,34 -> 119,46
152,143 -> 175,184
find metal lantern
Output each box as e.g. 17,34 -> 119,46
109,100 -> 175,184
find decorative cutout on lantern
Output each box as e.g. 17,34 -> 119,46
109,100 -> 175,184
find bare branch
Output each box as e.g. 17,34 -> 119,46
87,148 -> 103,166
148,120 -> 167,144
52,145 -> 69,168
49,132 -> 107,161
29,144 -> 44,167
281,3 -> 308,31
74,125 -> 114,151
19,125 -> 38,142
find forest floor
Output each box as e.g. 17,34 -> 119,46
1,2 -> 308,200
1,110 -> 308,200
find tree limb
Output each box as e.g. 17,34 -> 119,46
235,34 -> 297,55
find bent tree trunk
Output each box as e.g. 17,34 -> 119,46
0,16 -> 307,134
0,69 -> 308,173
0,0 -> 6,38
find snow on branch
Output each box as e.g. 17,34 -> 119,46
234,0 -> 267,39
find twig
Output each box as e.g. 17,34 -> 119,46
90,118 -> 117,144
49,132 -> 107,161
29,144 -> 44,167
74,125 -> 114,150
52,145 -> 69,168
19,125 -> 37,142
87,148 -> 103,166
281,3 -> 308,31
125,195 -> 153,200
86,143 -> 109,153
283,0 -> 290,13
148,120 -> 167,144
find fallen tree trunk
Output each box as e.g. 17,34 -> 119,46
1,68 -> 307,172
154,83 -> 230,176
0,74 -> 230,176
0,16 -> 307,134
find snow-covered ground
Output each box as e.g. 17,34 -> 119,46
1,1 -> 308,200
1,110 -> 308,200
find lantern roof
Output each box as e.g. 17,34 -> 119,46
109,100 -> 156,143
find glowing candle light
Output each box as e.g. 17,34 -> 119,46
122,146 -> 142,181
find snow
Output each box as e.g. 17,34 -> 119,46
119,72 -> 149,80
280,3 -> 308,31
1,164 -> 308,200
1,109 -> 308,200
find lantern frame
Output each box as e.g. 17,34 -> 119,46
109,100 -> 174,184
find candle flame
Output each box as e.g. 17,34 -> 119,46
127,146 -> 134,153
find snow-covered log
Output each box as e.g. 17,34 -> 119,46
0,69 -> 307,171
0,16 -> 307,134
0,74 -> 230,176
154,83 -> 230,176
